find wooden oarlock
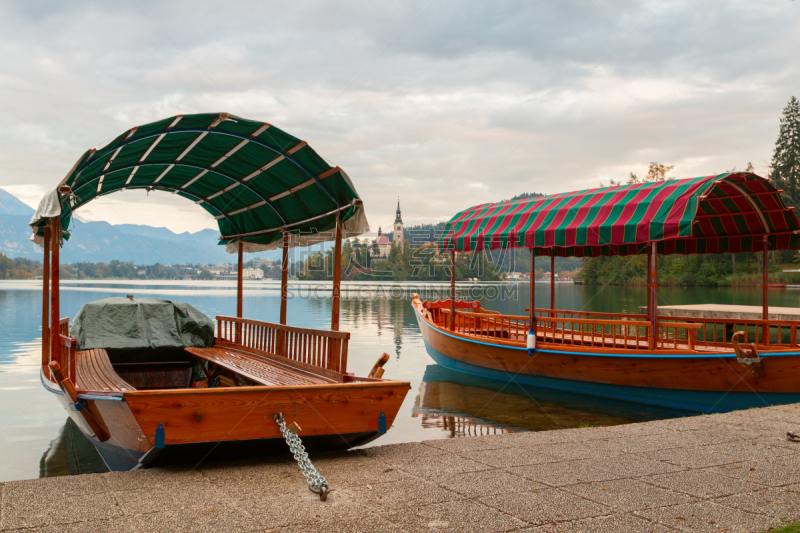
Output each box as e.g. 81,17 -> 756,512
368,353 -> 390,379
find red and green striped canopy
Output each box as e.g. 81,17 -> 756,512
439,173 -> 800,257
29,113 -> 368,253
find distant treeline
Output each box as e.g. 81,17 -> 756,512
0,254 -> 41,279
0,253 -> 236,280
580,250 -> 798,287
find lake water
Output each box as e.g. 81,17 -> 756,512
1,279 -> 797,481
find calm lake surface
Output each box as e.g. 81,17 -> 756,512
1,279 -> 797,481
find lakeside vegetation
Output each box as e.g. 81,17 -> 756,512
579,251 -> 798,287
581,96 -> 800,287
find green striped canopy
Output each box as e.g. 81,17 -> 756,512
439,173 -> 800,256
30,113 -> 368,252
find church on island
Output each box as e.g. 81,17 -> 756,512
370,199 -> 404,260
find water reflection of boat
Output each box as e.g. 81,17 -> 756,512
417,413 -> 514,438
415,174 -> 800,413
415,364 -> 682,433
40,418 -> 108,478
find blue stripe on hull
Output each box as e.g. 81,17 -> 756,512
421,331 -> 800,414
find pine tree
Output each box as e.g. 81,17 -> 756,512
771,96 -> 800,207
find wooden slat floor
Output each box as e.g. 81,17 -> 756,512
186,346 -> 340,387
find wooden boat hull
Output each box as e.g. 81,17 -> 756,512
413,305 -> 800,413
42,368 -> 409,471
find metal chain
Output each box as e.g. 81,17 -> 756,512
274,412 -> 330,501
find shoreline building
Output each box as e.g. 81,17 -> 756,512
370,199 -> 404,260
371,228 -> 391,259
393,199 -> 404,248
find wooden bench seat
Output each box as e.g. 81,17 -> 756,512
186,346 -> 340,387
76,349 -> 136,392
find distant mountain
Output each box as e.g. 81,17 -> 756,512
0,191 -> 287,264
114,224 -> 219,245
0,189 -> 36,215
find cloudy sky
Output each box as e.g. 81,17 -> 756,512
0,0 -> 798,235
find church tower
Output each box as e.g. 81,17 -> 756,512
393,198 -> 404,248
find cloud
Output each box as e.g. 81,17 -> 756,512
0,0 -> 797,234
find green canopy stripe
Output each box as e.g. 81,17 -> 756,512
439,173 -> 800,257
73,126 -> 342,209
30,113 -> 369,252
71,161 -> 288,224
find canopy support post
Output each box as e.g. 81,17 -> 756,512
763,234 -> 769,345
50,218 -> 60,368
280,233 -> 289,326
42,226 -> 50,368
331,221 -> 342,331
550,249 -> 555,316
236,239 -> 243,343
646,244 -> 652,316
529,249 -> 536,350
450,249 -> 456,331
278,232 -> 289,356
650,244 -> 658,350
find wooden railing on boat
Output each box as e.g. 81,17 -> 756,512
445,309 -> 702,351
216,316 -> 350,374
44,317 -> 76,383
424,299 -> 799,352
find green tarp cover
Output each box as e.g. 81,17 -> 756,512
29,112 -> 369,253
69,297 -> 215,352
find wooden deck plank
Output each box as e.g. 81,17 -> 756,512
187,346 -> 340,387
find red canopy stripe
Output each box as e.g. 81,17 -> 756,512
438,173 -> 800,257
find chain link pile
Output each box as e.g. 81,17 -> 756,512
274,412 -> 330,501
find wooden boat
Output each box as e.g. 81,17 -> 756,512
33,113 -> 410,472
413,173 -> 800,413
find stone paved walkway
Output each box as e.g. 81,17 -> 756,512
2,404 -> 800,532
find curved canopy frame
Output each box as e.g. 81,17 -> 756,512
439,173 -> 800,257
30,113 -> 369,253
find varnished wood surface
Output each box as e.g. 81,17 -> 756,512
49,361 -> 111,442
115,363 -> 192,390
217,316 -> 350,374
187,346 -> 340,386
125,381 -> 410,445
76,349 -> 137,392
214,339 -> 345,381
413,300 -> 800,393
41,226 -> 50,366
49,217 -> 60,373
